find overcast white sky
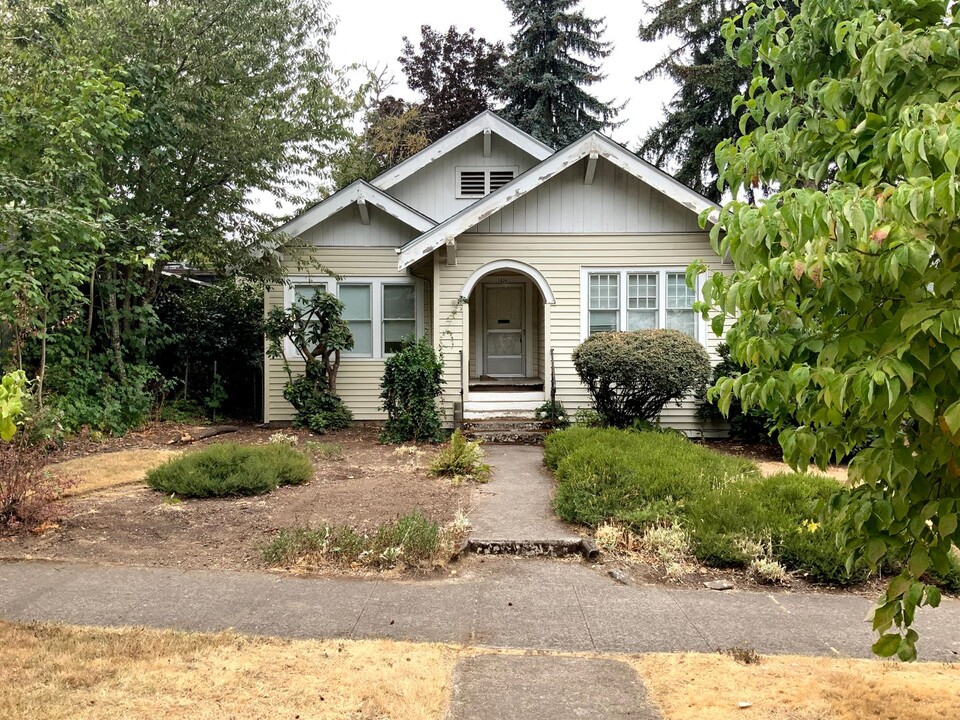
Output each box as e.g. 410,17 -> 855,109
326,0 -> 677,148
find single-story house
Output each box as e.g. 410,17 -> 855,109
265,111 -> 727,435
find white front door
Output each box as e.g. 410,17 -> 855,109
483,284 -> 524,377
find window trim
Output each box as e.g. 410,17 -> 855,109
455,166 -> 520,199
580,267 -> 704,344
282,276 -> 423,361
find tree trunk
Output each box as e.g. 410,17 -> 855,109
36,306 -> 47,408
85,266 -> 97,363
107,265 -> 128,383
328,349 -> 340,393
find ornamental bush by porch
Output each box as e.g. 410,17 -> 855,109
572,329 -> 710,428
379,337 -> 444,443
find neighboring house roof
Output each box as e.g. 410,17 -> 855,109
273,179 -> 436,239
369,110 -> 555,192
397,131 -> 721,270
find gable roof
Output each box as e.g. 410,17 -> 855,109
396,132 -> 720,269
274,179 -> 436,239
369,110 -> 555,192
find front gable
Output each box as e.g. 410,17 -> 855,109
397,132 -> 720,269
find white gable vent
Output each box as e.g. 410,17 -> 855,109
456,167 -> 519,199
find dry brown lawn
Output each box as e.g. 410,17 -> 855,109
4,621 -> 959,720
633,653 -> 960,720
0,621 -> 457,720
48,449 -> 182,496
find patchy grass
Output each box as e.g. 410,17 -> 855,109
145,443 -> 313,497
545,427 -> 862,584
0,621 -> 456,720
46,450 -> 182,496
262,511 -> 464,571
633,652 -> 960,720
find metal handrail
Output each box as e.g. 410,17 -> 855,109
459,349 -> 464,406
550,348 -> 557,407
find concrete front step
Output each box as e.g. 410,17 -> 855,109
465,537 -> 599,559
461,417 -> 553,445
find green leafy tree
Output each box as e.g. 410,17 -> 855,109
696,0 -> 960,660
264,289 -> 353,433
501,0 -> 621,147
328,70 -> 429,189
0,2 -> 138,398
400,25 -> 506,141
637,1 -> 752,201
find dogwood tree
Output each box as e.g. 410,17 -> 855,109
694,0 -> 960,660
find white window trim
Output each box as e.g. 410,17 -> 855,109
282,276 -> 423,361
455,166 -> 520,199
579,267 -> 704,344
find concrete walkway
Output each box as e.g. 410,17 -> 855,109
469,445 -> 583,550
2,558 -> 959,661
448,655 -> 661,720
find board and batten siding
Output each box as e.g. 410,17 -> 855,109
389,134 -> 541,223
434,233 -> 729,435
467,155 -> 702,235
264,247 -> 433,423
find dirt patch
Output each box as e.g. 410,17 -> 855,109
0,620 -> 457,720
1,426 -> 470,573
49,449 -> 182,496
633,652 -> 960,720
705,438 -> 849,483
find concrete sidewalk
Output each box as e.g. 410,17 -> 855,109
2,557 -> 959,661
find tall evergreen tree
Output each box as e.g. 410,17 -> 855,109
501,0 -> 621,147
636,1 -> 797,201
399,25 -> 506,141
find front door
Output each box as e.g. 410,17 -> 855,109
483,284 -> 524,377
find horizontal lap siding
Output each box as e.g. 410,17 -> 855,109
435,234 -> 730,435
264,248 -> 431,422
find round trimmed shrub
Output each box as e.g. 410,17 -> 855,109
572,329 -> 711,428
146,443 -> 313,497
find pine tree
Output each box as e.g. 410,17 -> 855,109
501,0 -> 621,147
636,1 -> 797,201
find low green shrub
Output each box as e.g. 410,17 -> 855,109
430,430 -> 490,482
545,427 -> 867,584
145,443 -> 313,497
534,400 -> 570,429
379,337 -> 444,443
261,511 -> 451,569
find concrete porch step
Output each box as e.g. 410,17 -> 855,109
461,417 -> 553,444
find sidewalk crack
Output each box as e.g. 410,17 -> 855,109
665,590 -> 712,651
349,579 -> 379,638
572,585 -> 597,651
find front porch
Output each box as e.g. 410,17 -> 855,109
451,261 -> 555,421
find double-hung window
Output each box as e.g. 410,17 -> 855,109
584,268 -> 700,341
283,278 -> 421,359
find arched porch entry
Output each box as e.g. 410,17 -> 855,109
459,260 -> 555,408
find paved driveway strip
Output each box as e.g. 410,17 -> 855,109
2,558 -> 959,661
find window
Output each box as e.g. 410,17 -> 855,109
588,273 -> 619,334
666,273 -> 697,337
340,284 -> 373,355
456,167 -> 519,198
584,269 -> 700,340
292,282 -> 328,309
627,273 -> 658,330
283,278 -> 421,360
383,284 -> 416,354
